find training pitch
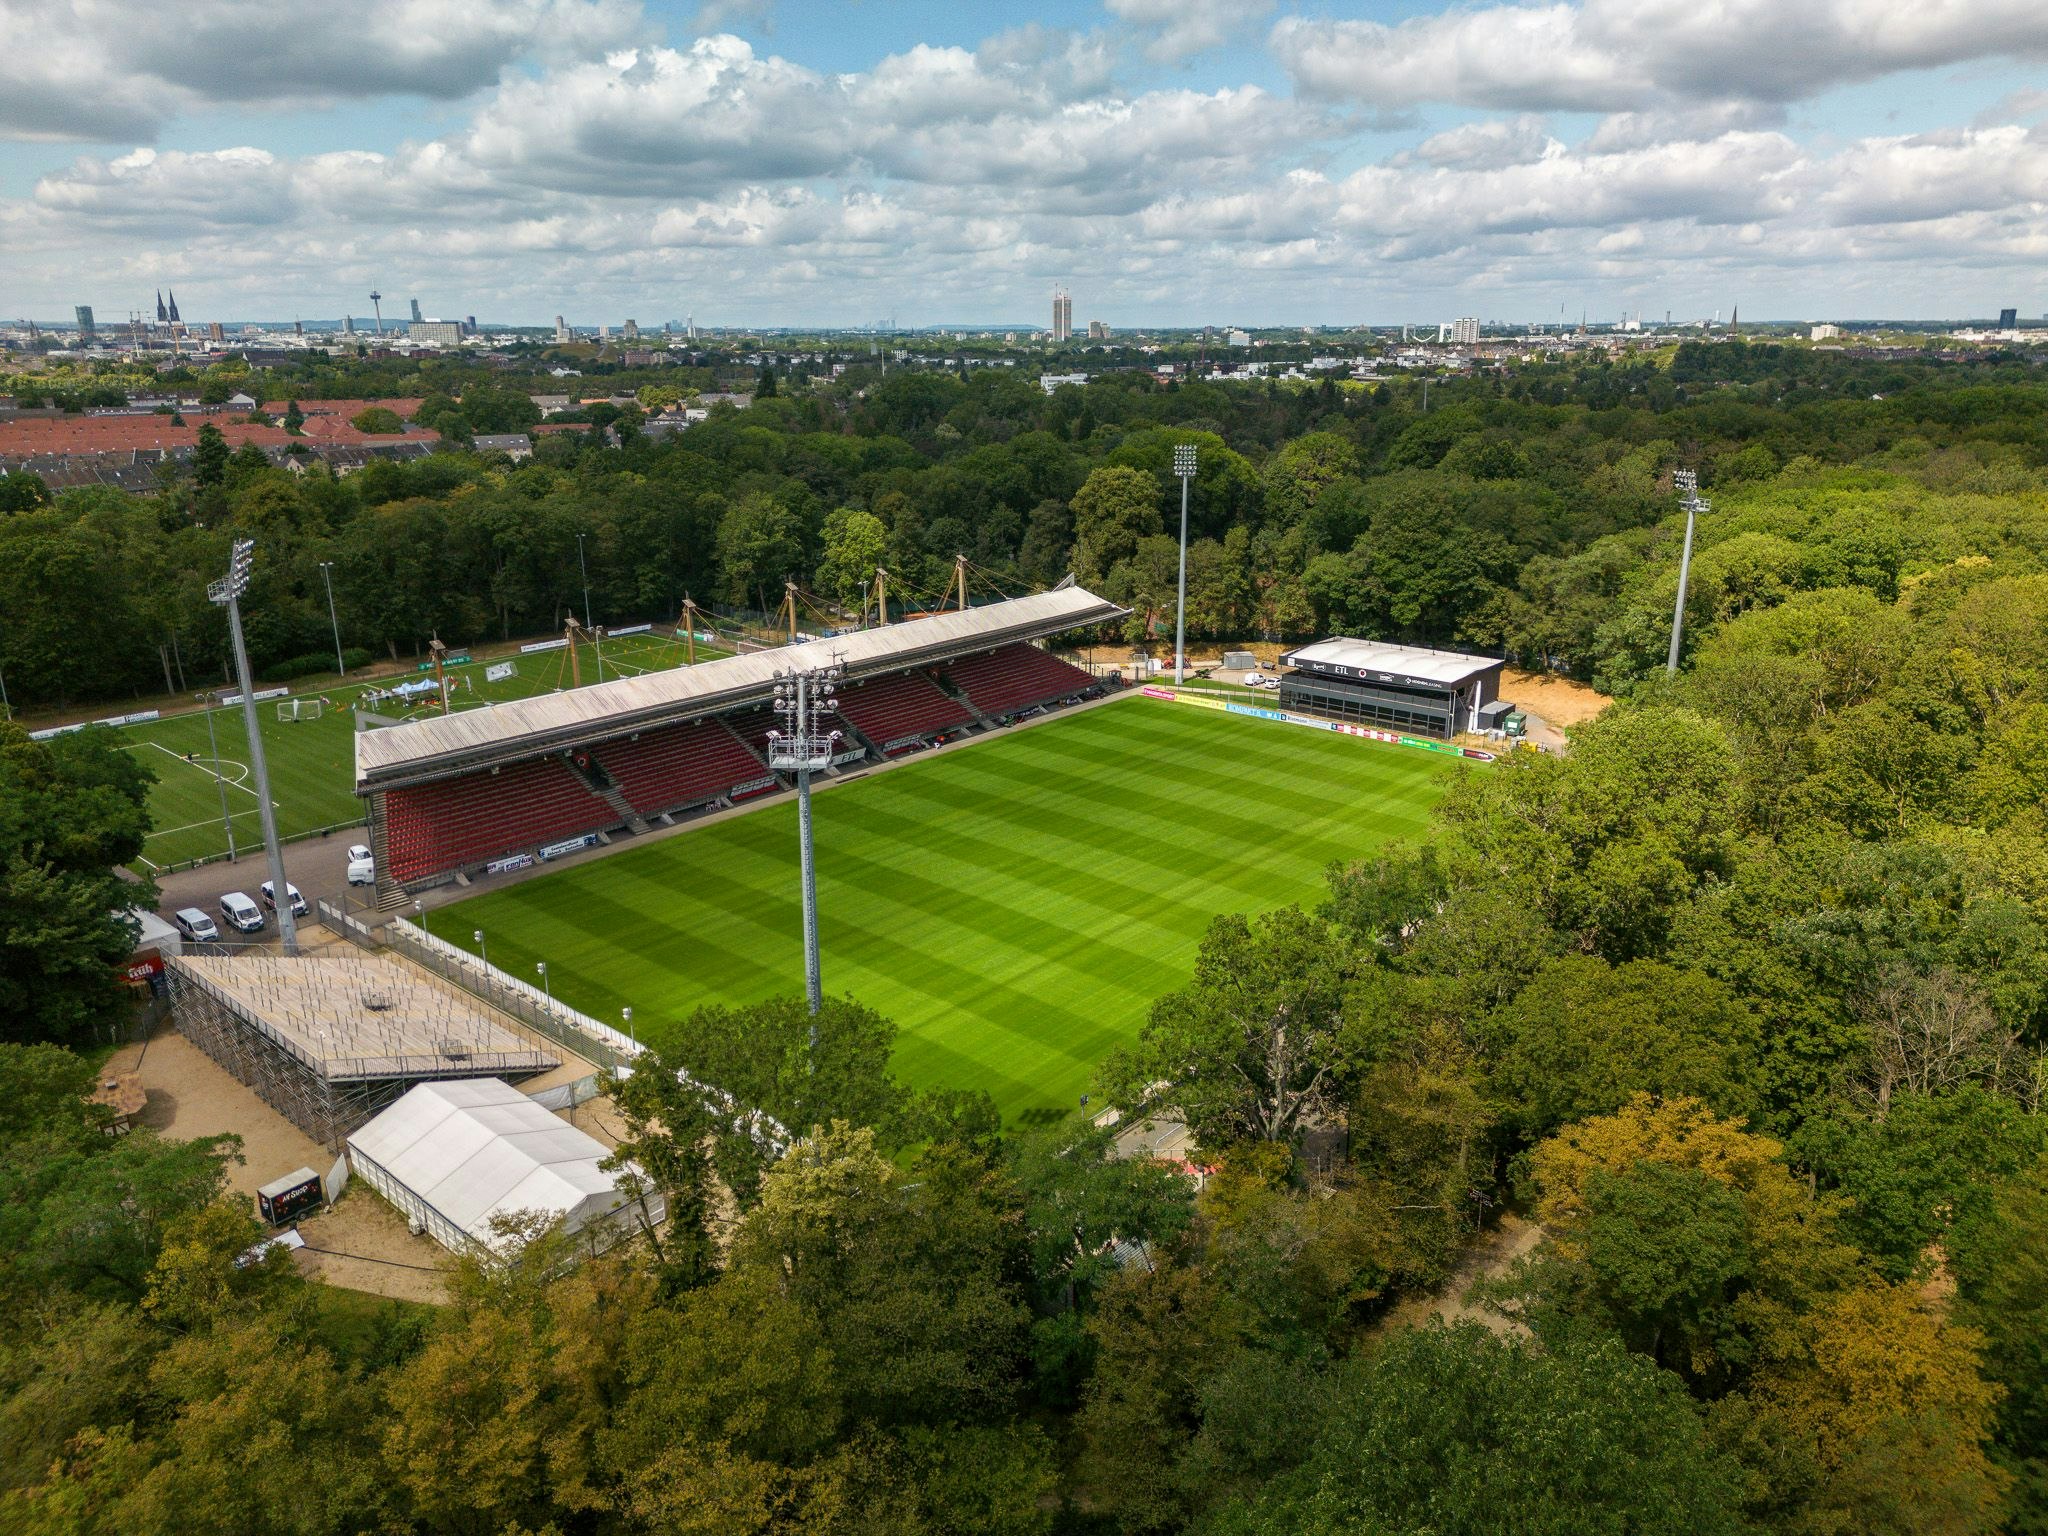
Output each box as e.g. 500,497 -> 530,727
114,632 -> 727,870
443,697 -> 1455,1123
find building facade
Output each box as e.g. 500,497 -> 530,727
1052,290 -> 1072,343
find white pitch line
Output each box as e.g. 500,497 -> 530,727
145,740 -> 266,799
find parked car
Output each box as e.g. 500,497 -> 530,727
1244,671 -> 1266,687
259,880 -> 308,918
172,907 -> 219,942
346,844 -> 375,886
219,891 -> 264,933
1259,675 -> 1282,691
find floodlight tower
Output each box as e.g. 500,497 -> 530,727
208,538 -> 297,954
1666,469 -> 1707,674
766,661 -> 844,1022
1171,444 -> 1198,683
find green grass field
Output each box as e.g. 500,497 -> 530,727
116,631 -> 727,870
442,697 -> 1456,1123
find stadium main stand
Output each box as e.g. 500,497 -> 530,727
940,643 -> 1096,720
834,670 -> 974,752
356,586 -> 1126,893
383,757 -> 615,885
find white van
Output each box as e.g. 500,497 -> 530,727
259,880 -> 309,918
219,892 -> 265,933
346,844 -> 375,886
172,907 -> 219,942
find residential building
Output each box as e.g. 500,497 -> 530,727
74,305 -> 95,340
622,319 -> 639,339
2000,308 -> 2019,329
408,321 -> 464,345
554,315 -> 569,343
1039,372 -> 1088,394
208,322 -> 227,344
409,298 -> 423,323
1052,289 -> 1072,343
472,433 -> 533,461
1451,316 -> 1480,345
1087,320 -> 1110,340
1226,328 -> 1250,348
1810,323 -> 1842,341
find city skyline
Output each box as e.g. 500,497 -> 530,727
3,0 -> 2047,325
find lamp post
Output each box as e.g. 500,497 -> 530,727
766,661 -> 843,1022
622,1006 -> 635,1049
197,692 -> 236,861
1171,444 -> 1197,684
413,898 -> 426,941
537,961 -> 552,1011
317,560 -> 345,676
575,532 -> 593,630
208,538 -> 296,953
1666,470 -> 1707,674
474,928 -> 488,972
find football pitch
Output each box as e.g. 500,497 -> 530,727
443,697 -> 1457,1123
116,631 -> 727,870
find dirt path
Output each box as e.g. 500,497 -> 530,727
1382,1213 -> 1545,1338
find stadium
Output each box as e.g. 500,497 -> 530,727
353,583 -> 1125,897
341,587 -> 1472,1119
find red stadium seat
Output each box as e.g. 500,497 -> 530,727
939,644 -> 1095,720
382,758 -> 616,883
589,719 -> 774,816
834,671 -> 974,752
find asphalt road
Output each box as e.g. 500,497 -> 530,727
138,828 -> 374,944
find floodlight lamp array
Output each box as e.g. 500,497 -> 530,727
1173,445 -> 1198,478
207,537 -> 257,606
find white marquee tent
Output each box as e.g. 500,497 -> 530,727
346,1077 -> 662,1254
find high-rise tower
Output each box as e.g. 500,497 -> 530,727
1051,288 -> 1072,343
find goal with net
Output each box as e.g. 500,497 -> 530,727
277,697 -> 326,722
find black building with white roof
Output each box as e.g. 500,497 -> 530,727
1276,637 -> 1506,739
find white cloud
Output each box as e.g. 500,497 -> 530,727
1271,0 -> 2048,113
0,0 -> 647,142
1404,115 -> 1557,170
1105,0 -> 1272,63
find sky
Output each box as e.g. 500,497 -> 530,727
2,0 -> 2046,327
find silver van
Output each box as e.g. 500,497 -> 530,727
172,907 -> 219,942
219,892 -> 265,933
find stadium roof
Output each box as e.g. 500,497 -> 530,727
347,1077 -> 659,1251
356,583 -> 1124,789
1280,637 -> 1503,690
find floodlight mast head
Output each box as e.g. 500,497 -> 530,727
207,537 -> 257,606
1173,444 -> 1198,479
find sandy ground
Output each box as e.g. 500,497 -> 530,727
1500,668 -> 1612,729
1381,1212 -> 1545,1339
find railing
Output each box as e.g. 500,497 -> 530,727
152,817 -> 367,876
383,917 -> 639,1075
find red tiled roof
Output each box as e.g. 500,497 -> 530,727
0,413 -> 437,457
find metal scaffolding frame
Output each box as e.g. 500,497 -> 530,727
163,947 -> 560,1150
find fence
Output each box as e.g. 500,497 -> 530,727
155,816 -> 367,877
382,916 -> 642,1075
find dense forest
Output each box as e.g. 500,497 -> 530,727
4,341 -> 2048,710
4,340 -> 2048,1533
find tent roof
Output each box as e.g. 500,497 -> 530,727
347,1077 -> 636,1245
355,584 -> 1124,789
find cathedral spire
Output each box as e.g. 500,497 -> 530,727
156,290 -> 167,323
167,290 -> 181,324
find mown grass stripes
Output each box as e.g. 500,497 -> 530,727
444,698 -> 1453,1122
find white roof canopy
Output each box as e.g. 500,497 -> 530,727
356,584 -> 1123,789
1279,637 -> 1502,689
347,1078 -> 648,1249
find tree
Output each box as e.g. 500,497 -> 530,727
1491,955 -> 1761,1132
281,400 -> 304,436
0,721 -> 156,1047
0,470 -> 50,512
814,507 -> 886,608
1951,1155 -> 2048,1529
192,423 -> 228,488
1070,465 -> 1162,585
1727,1283 -> 2007,1536
349,406 -> 404,434
1212,1326 -> 1751,1536
1100,906 -> 1358,1149
713,493 -> 805,612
